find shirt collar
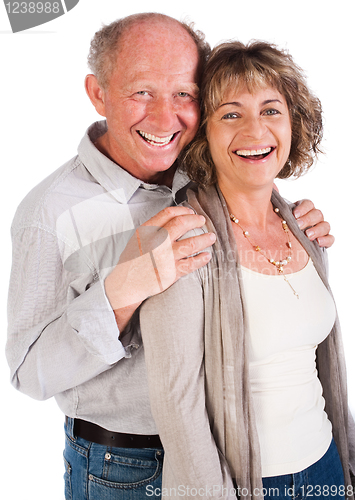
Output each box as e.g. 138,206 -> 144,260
78,120 -> 191,203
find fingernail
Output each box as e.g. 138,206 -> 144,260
306,229 -> 314,239
199,215 -> 206,223
297,219 -> 304,229
209,232 -> 216,242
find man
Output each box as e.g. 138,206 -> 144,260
6,13 -> 333,499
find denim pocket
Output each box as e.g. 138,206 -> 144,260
63,454 -> 72,500
88,447 -> 163,499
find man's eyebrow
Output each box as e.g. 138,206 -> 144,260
126,82 -> 199,94
218,99 -> 282,108
178,83 -> 199,93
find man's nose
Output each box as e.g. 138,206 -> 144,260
148,97 -> 176,132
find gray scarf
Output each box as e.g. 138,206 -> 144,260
186,184 -> 355,500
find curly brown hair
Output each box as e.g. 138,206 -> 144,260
87,13 -> 211,89
183,40 -> 323,186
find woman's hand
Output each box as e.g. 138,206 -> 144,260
293,199 -> 334,248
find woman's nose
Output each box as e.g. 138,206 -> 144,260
241,116 -> 267,139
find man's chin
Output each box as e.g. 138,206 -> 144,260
139,161 -> 178,186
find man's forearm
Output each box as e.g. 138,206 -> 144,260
7,279 -> 124,400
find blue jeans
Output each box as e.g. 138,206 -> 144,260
64,417 -> 164,500
262,439 -> 346,500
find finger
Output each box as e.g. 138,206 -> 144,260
163,213 -> 208,242
175,251 -> 212,279
173,232 -> 216,260
142,206 -> 195,228
296,209 -> 324,230
316,234 -> 335,249
305,221 -> 330,241
293,199 -> 315,220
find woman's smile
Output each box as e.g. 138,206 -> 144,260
233,146 -> 276,161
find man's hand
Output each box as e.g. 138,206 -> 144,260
293,199 -> 335,248
105,206 -> 216,330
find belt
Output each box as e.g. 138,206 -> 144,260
67,417 -> 162,449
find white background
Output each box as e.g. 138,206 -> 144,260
1,1 -> 354,498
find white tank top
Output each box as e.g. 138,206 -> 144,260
241,259 -> 336,477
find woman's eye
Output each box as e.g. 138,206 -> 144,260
264,108 -> 280,116
221,112 -> 239,120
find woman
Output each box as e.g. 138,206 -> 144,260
139,41 -> 355,499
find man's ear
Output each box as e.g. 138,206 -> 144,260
85,74 -> 106,117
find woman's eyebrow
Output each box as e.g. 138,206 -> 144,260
218,101 -> 242,108
262,99 -> 282,105
218,99 -> 282,108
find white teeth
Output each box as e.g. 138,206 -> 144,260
139,131 -> 174,147
236,147 -> 272,157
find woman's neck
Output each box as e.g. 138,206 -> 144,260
219,183 -> 275,231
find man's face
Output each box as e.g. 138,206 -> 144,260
93,22 -> 201,183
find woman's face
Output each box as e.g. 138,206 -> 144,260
206,84 -> 292,193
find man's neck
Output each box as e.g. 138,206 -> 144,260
94,133 -> 177,188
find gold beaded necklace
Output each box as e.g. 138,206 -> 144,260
229,207 -> 299,298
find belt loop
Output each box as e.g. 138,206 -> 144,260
65,416 -> 75,439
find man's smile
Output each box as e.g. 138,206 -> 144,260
137,130 -> 177,147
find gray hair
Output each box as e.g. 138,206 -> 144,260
87,12 -> 210,89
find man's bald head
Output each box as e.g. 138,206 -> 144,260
87,13 -> 210,90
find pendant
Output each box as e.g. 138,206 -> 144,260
282,274 -> 299,299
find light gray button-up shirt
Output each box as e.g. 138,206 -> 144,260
6,120 -> 191,434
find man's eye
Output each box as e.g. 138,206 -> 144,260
136,91 -> 149,96
176,92 -> 197,101
176,92 -> 198,102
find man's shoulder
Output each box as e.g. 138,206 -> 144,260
11,154 -> 85,234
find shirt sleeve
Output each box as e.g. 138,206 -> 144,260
6,225 -> 126,401
139,271 -> 236,499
